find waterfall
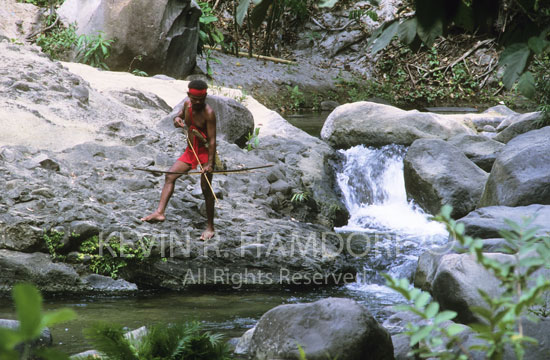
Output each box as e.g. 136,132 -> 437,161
335,144 -> 448,288
336,144 -> 446,237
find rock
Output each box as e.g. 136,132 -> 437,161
22,153 -> 61,171
57,0 -> 200,78
494,111 -> 543,143
108,88 -> 172,111
479,127 -> 550,207
249,298 -> 394,360
482,104 -> 518,117
81,274 -> 138,293
391,334 -> 414,360
496,111 -> 540,131
160,95 -> 254,147
71,85 -> 89,104
431,253 -> 510,324
447,134 -> 504,172
320,100 -> 339,111
482,125 -> 496,132
70,350 -> 102,359
235,327 -> 255,355
269,179 -> 291,195
321,101 -> 475,148
0,250 -> 83,294
0,319 -> 52,350
0,223 -> 44,252
403,139 -> 488,218
458,205 -> 550,239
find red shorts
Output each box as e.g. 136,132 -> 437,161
178,145 -> 208,169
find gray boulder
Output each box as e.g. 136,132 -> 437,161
447,134 -> 504,172
0,319 -> 52,350
249,298 -> 394,360
479,127 -> 550,207
57,0 -> 200,78
159,95 -> 254,147
403,139 -> 488,218
458,205 -> 550,239
431,253 -> 510,324
494,112 -> 543,143
320,101 -> 475,148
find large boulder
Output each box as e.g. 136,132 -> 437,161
248,298 -> 394,360
57,0 -> 200,78
479,127 -> 550,207
320,101 -> 475,148
447,134 -> 504,172
458,205 -> 550,239
159,95 -> 255,147
493,111 -> 543,143
403,139 -> 488,218
429,253 -> 510,324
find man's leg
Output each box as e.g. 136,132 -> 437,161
200,169 -> 215,240
141,161 -> 191,222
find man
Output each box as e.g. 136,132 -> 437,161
141,80 -> 217,241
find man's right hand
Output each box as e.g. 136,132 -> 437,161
174,116 -> 185,128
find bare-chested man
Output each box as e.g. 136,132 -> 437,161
141,80 -> 216,240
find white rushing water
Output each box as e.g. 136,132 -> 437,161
335,144 -> 446,237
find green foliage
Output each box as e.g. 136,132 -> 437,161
198,2 -> 224,51
78,236 -> 154,279
128,54 -> 148,77
532,53 -> 550,126
245,127 -> 260,151
197,2 -> 224,76
385,205 -> 550,359
16,0 -> 63,7
36,20 -> 78,60
0,283 -> 75,360
84,321 -> 231,360
358,0 -> 550,98
286,85 -> 305,110
384,276 -> 467,359
43,229 -> 67,261
291,191 -> 309,204
75,32 -> 114,70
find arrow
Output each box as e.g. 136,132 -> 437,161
134,164 -> 274,176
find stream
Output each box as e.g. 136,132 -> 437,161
0,113 -> 448,355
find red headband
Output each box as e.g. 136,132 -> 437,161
188,88 -> 207,97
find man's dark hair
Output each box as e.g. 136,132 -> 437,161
189,79 -> 208,90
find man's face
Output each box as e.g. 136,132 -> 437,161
188,93 -> 206,112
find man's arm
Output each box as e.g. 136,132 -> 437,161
174,102 -> 187,128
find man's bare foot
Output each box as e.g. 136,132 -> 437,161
140,212 -> 166,223
200,229 -> 215,241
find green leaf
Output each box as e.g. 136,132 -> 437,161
414,292 -> 430,309
398,18 -> 417,45
528,36 -> 546,54
410,324 -> 433,346
250,0 -> 273,29
417,19 -> 442,48
425,302 -> 439,318
41,309 -> 76,328
517,71 -> 536,99
371,20 -> 399,55
14,283 -> 43,340
236,0 -> 251,26
499,43 -> 530,90
0,328 -> 22,350
319,0 -> 338,8
445,323 -> 466,337
434,310 -> 457,324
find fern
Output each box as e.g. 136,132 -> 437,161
83,323 -> 139,360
